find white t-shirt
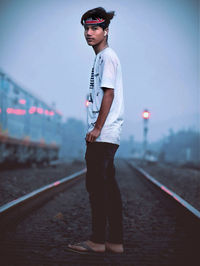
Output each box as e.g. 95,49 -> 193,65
87,47 -> 124,145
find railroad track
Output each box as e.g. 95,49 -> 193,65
0,159 -> 199,265
127,160 -> 200,222
0,168 -> 86,232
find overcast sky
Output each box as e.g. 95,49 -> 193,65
0,0 -> 199,142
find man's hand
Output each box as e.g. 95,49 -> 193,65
85,127 -> 101,143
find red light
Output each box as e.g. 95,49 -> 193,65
37,107 -> 43,114
161,185 -> 173,196
29,106 -> 37,114
44,110 -> 54,116
53,181 -> 60,186
14,109 -> 25,115
85,100 -> 90,107
7,108 -> 26,115
142,110 -> 150,119
19,99 -> 26,104
7,108 -> 12,114
49,111 -> 54,116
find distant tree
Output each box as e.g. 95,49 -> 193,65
159,128 -> 200,163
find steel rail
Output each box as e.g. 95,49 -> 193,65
0,168 -> 86,230
127,161 -> 200,221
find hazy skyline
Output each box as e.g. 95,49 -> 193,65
0,0 -> 199,142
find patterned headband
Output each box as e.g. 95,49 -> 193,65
84,17 -> 105,25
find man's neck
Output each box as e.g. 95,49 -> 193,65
93,40 -> 109,55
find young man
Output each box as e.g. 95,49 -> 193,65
68,7 -> 124,254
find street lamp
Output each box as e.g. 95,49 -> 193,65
142,109 -> 150,160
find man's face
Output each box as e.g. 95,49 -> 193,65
84,25 -> 106,46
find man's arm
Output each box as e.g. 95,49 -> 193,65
86,88 -> 114,143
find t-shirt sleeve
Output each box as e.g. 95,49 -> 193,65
100,54 -> 117,89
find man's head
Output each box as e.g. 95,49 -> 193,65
81,7 -> 115,46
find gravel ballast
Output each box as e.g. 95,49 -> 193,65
0,160 -> 85,206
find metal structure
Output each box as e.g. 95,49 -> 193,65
0,70 -> 62,164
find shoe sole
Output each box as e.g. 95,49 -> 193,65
66,247 -> 105,255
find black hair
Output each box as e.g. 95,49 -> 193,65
80,7 -> 115,30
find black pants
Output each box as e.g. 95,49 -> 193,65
85,142 -> 123,244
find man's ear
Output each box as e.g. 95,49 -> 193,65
104,28 -> 109,35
